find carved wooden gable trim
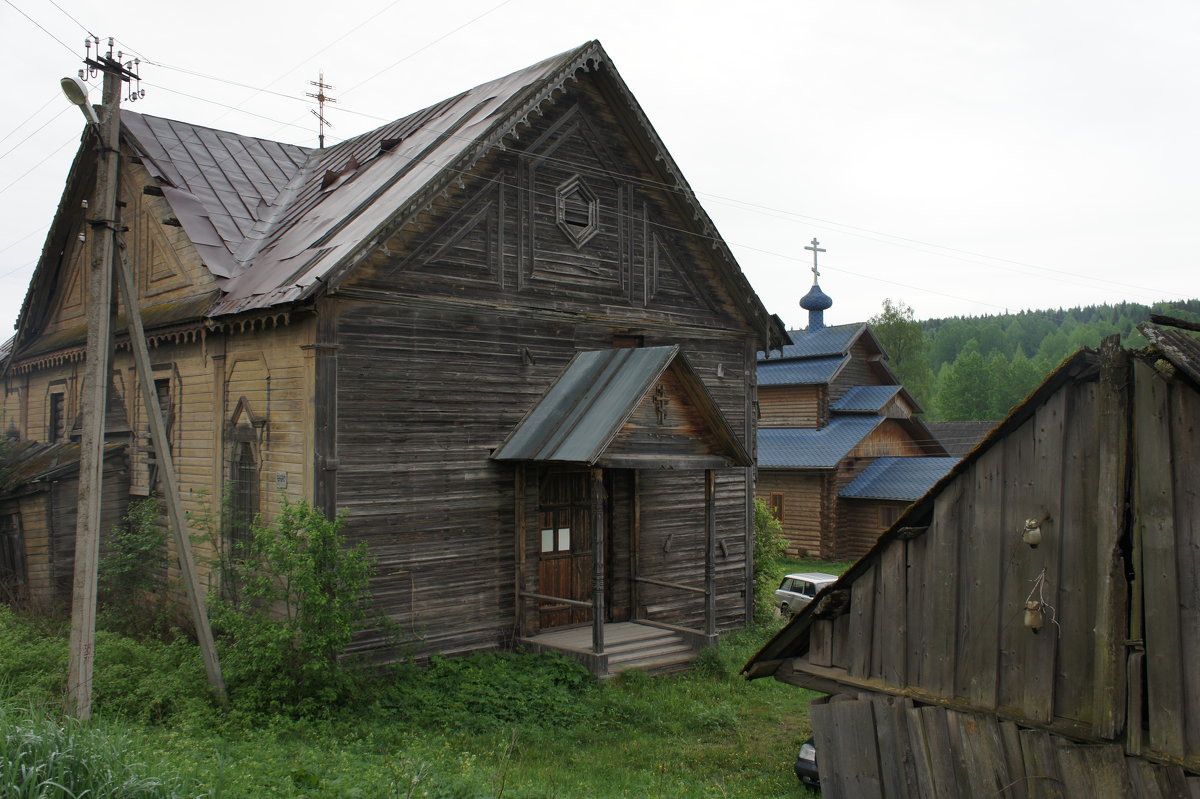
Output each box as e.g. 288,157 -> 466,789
519,104 -> 629,295
388,179 -> 506,288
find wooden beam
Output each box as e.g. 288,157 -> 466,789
705,468 -> 717,639
114,236 -> 227,706
591,467 -> 606,656
514,464 -> 527,637
630,469 -> 640,620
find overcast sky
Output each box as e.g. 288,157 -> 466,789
2,0 -> 1196,335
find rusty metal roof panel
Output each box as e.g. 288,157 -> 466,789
493,346 -> 678,464
207,45 -> 597,316
121,110 -> 311,277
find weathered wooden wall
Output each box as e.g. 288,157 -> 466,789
331,72 -> 761,660
758,385 -> 822,427
789,349 -> 1200,776
807,694 -> 1200,799
756,470 -> 825,557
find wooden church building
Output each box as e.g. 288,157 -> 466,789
0,41 -> 788,674
756,262 -> 953,560
745,325 -> 1200,797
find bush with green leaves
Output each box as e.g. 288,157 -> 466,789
208,498 -> 374,714
98,496 -> 171,637
752,498 -> 787,624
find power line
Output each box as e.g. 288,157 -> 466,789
0,91 -> 62,146
0,105 -> 71,164
3,0 -> 79,57
42,0 -> 92,37
0,133 -> 77,194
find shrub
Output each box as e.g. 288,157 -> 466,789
380,651 -> 596,733
208,499 -> 374,714
98,496 -> 172,637
752,498 -> 787,624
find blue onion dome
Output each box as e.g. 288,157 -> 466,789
800,283 -> 833,312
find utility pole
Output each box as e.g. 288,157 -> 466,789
63,38 -> 226,719
66,37 -> 126,721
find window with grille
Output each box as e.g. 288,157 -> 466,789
48,393 -> 65,443
229,441 -> 258,552
879,505 -> 901,528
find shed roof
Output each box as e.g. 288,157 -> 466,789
839,456 -> 959,501
756,416 -> 883,469
760,323 -> 864,361
830,385 -> 902,413
757,355 -> 848,386
491,346 -> 750,468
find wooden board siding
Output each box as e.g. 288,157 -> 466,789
332,302 -> 755,661
758,384 -> 821,427
781,347 -> 1200,777
1134,358 -> 1200,764
828,339 -> 891,402
756,470 -> 825,557
801,700 -> 1192,799
325,71 -> 761,661
848,419 -> 929,458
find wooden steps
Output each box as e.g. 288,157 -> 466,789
519,621 -> 702,677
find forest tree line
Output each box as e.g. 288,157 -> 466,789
869,298 -> 1200,422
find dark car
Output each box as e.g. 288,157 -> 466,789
794,737 -> 819,788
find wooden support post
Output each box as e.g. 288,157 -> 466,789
114,236 -> 227,705
630,470 -> 640,620
591,467 -> 606,656
514,464 -> 527,638
67,64 -> 121,721
704,469 -> 717,641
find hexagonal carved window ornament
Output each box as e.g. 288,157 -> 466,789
555,175 -> 599,248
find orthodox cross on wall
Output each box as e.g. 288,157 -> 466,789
652,384 -> 671,425
804,238 -> 826,284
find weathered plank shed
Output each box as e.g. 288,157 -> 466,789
744,327 -> 1200,797
0,41 -> 787,673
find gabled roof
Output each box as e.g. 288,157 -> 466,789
760,323 -> 864,361
757,417 -> 884,469
757,355 -> 848,386
925,421 -> 996,458
839,456 -> 959,501
491,346 -> 750,468
0,440 -> 125,497
12,41 -> 787,358
830,385 -> 902,413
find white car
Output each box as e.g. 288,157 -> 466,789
774,572 -> 838,616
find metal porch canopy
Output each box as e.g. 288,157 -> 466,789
491,345 -> 748,674
490,345 -> 750,469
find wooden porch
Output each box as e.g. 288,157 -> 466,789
519,621 -> 702,677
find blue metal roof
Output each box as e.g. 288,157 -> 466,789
759,323 -> 863,361
757,417 -> 883,468
831,385 -> 902,413
840,457 -> 959,501
757,355 -> 848,386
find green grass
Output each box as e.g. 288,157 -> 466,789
0,556 -> 856,798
